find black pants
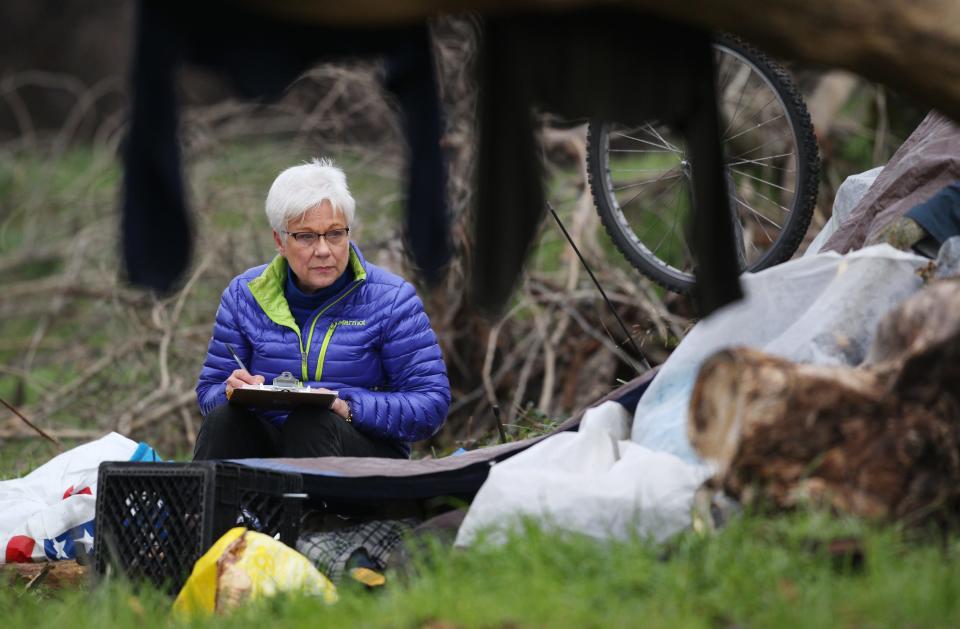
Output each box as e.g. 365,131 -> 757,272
193,403 -> 407,460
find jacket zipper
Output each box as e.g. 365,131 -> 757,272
282,327 -> 308,382
315,322 -> 339,382
303,279 -> 364,382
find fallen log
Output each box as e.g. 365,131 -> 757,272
690,279 -> 960,525
244,0 -> 960,123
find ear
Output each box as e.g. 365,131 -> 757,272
272,230 -> 284,254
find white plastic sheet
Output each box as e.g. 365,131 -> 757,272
455,401 -> 713,547
632,245 -> 927,463
0,432 -> 158,563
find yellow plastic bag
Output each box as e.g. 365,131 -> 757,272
173,527 -> 337,616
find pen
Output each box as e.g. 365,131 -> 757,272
225,343 -> 248,373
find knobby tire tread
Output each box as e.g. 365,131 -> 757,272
586,34 -> 820,294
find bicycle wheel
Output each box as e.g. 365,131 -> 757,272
586,34 -> 820,293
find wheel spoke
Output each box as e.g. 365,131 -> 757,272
716,57 -> 736,94
618,174 -> 683,214
611,170 -> 682,193
610,168 -> 679,173
644,123 -> 682,153
611,130 -> 679,153
672,193 -> 695,265
745,231 -> 761,260
733,196 -> 779,239
729,167 -> 795,194
724,113 -> 786,144
740,185 -> 792,216
727,151 -> 795,170
727,129 -> 796,160
608,149 -> 674,154
721,66 -> 752,137
722,94 -> 779,140
648,186 -> 685,258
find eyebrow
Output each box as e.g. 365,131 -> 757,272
289,226 -> 346,233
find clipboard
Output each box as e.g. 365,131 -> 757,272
227,384 -> 337,409
224,369 -> 336,409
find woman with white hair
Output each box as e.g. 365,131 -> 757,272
194,158 -> 450,459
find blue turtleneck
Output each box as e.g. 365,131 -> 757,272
285,265 -> 353,331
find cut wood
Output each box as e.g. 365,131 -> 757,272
690,279 -> 960,525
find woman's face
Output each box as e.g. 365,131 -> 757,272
273,200 -> 351,293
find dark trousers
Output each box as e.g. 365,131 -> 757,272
193,403 -> 407,460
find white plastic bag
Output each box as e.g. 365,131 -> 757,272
455,402 -> 713,546
0,432 -> 159,562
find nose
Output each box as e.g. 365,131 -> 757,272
312,236 -> 332,256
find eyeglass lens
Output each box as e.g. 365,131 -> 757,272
288,229 -> 349,246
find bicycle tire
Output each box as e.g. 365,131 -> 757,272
586,34 -> 820,294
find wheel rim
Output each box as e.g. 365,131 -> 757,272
596,43 -> 805,283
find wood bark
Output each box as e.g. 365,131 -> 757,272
689,279 -> 960,525
1,561 -> 90,589
239,0 -> 960,122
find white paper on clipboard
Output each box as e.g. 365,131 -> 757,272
227,384 -> 337,409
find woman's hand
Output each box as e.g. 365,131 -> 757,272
329,397 -> 352,422
225,369 -> 265,396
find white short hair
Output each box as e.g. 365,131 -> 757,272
265,158 -> 356,232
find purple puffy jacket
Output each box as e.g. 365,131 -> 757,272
196,244 -> 450,449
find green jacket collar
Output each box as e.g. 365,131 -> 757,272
247,245 -> 367,330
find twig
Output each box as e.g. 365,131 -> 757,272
491,405 -> 507,444
0,428 -> 101,441
507,323 -> 541,425
533,304 -> 557,415
28,337 -> 153,425
180,406 -> 197,446
481,300 -> 528,408
0,396 -> 63,450
22,563 -> 52,591
116,387 -> 170,435
872,86 -> 889,166
157,253 -> 214,391
128,390 -> 199,432
558,301 -> 646,373
447,334 -> 539,417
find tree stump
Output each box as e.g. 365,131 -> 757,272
689,279 -> 960,526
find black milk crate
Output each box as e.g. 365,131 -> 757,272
94,461 -> 303,594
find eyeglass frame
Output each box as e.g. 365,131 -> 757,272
280,227 -> 351,247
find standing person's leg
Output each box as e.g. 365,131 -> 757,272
280,407 -> 407,458
193,403 -> 281,460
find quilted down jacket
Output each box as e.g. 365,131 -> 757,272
196,244 -> 450,448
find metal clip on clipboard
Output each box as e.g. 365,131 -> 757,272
272,371 -> 301,389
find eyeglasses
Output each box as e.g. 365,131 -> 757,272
282,228 -> 350,247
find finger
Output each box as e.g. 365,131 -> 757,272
234,370 -> 259,384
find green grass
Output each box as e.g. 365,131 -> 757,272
4,511 -> 959,627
